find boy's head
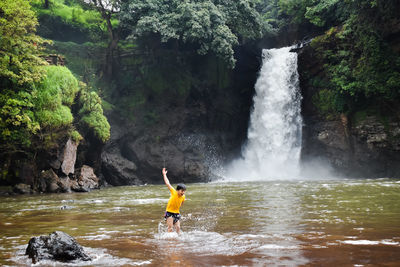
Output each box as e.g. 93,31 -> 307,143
176,183 -> 186,196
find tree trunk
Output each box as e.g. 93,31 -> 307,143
105,36 -> 119,79
44,0 -> 49,9
89,1 -> 119,80
102,11 -> 119,80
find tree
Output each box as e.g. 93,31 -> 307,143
119,0 -> 267,68
0,0 -> 47,86
0,0 -> 47,154
304,0 -> 400,115
84,0 -> 121,79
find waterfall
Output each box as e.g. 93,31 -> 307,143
227,47 -> 302,180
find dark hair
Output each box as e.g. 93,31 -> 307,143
176,183 -> 186,191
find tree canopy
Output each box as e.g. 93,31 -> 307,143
120,0 -> 268,68
0,0 -> 47,86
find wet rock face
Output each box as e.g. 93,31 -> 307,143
301,114 -> 400,177
354,117 -> 400,150
101,145 -> 140,186
26,231 -> 91,264
298,45 -> 400,178
101,106 -> 236,185
100,47 -> 259,185
61,138 -> 78,176
101,129 -> 217,185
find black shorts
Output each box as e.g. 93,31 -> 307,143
164,211 -> 181,224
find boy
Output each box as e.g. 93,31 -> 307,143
162,167 -> 186,233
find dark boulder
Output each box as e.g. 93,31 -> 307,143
37,169 -> 61,193
13,183 -> 31,194
101,145 -> 141,186
73,165 -> 99,192
26,231 -> 91,264
36,165 -> 101,193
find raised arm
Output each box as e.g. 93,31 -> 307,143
162,168 -> 173,191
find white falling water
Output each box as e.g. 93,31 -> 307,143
227,47 -> 302,180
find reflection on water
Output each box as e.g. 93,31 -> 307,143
0,179 -> 400,266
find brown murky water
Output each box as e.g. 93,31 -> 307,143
1,179 -> 400,266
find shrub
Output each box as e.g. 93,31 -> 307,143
78,90 -> 110,143
34,66 -> 79,128
70,129 -> 83,143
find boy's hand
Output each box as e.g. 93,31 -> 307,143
162,168 -> 172,190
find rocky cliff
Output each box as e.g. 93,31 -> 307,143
299,45 -> 400,178
100,48 -> 258,185
8,136 -> 101,195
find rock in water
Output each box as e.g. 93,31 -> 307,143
26,231 -> 91,264
38,169 -> 61,193
13,183 -> 31,194
74,165 -> 100,192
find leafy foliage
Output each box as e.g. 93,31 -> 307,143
33,65 -> 78,128
0,90 -> 40,149
78,89 -> 110,142
34,65 -> 110,142
37,65 -> 80,106
70,129 -> 83,143
0,0 -> 46,153
0,0 -> 47,85
120,0 -> 266,68
0,0 -> 110,162
311,89 -> 344,119
309,0 -> 400,116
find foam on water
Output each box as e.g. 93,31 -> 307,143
154,230 -> 261,256
132,198 -> 168,204
341,240 -> 400,246
10,245 -> 148,267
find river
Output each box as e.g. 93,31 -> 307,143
1,179 -> 400,266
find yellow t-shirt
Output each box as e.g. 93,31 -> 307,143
166,187 -> 185,214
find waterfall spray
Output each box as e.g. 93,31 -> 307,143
227,47 -> 302,180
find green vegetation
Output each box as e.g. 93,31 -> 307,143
262,0 -> 400,120
310,0 -> 400,119
70,129 -> 83,143
33,66 -> 77,130
312,89 -> 339,120
1,0 -> 400,183
0,0 -> 110,183
33,65 -> 110,143
78,90 -> 111,142
120,0 -> 269,68
0,0 -> 47,85
31,0 -> 107,43
0,0 -> 46,152
32,0 -> 102,27
0,90 -> 40,149
255,0 -> 347,30
36,65 -> 79,106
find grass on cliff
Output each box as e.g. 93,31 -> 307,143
31,0 -> 104,30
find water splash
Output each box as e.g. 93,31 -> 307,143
227,47 -> 302,180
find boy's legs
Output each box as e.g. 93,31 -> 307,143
166,216 -> 174,232
174,220 -> 181,234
